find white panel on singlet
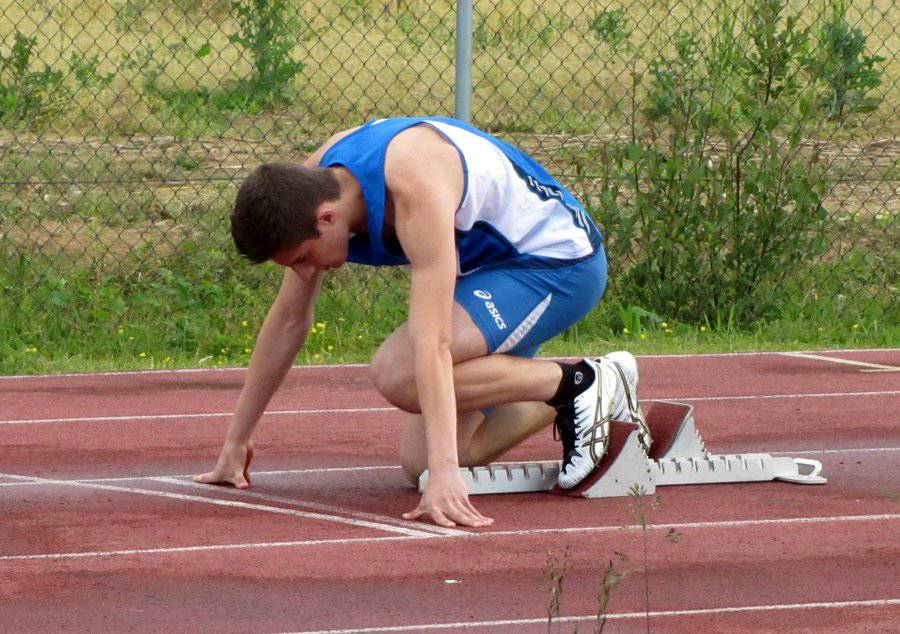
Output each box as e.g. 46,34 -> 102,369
422,120 -> 594,262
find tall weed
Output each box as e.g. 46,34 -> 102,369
0,32 -> 66,127
814,0 -> 884,121
230,0 -> 310,108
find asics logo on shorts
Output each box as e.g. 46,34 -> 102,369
473,289 -> 506,330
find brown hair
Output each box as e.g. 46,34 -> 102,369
230,162 -> 341,263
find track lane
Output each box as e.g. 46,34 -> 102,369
1,391 -> 897,479
1,518 -> 896,632
2,350 -> 898,421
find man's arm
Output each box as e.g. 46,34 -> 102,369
387,126 -> 492,528
195,268 -> 323,487
222,269 -> 323,447
195,128 -> 356,486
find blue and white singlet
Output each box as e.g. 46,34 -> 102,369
318,116 -> 603,275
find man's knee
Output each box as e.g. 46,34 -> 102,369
398,435 -> 427,486
400,457 -> 424,487
401,449 -> 479,487
370,344 -> 420,412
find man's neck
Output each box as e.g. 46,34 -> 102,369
332,167 -> 367,234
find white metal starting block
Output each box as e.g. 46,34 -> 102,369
418,401 -> 826,498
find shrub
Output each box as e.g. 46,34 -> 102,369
592,0 -> 830,324
590,9 -> 631,48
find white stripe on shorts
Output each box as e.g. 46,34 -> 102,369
496,293 -> 553,353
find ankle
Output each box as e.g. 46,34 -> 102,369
546,359 -> 595,408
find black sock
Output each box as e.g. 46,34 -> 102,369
547,360 -> 595,409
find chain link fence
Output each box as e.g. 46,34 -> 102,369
1,0 -> 897,366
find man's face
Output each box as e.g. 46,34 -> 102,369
272,215 -> 349,282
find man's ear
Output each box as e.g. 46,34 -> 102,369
317,206 -> 336,226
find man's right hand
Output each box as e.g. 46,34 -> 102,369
194,441 -> 254,489
403,465 -> 493,528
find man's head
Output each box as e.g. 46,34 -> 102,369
231,162 -> 341,263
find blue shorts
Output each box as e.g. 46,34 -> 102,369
455,247 -> 607,358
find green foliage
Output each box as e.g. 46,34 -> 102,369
641,32 -> 705,124
229,0 -> 309,108
814,0 -> 884,121
117,0 -> 312,119
590,9 -> 631,48
0,32 -> 114,128
0,240 -> 410,374
614,302 -> 665,336
113,0 -> 146,33
114,0 -> 232,29
0,0 -> 895,373
68,52 -> 115,91
592,0 -> 831,324
0,31 -> 66,127
474,11 -> 569,59
338,0 -> 376,27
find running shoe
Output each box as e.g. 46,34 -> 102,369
554,357 -> 619,489
602,351 -> 651,453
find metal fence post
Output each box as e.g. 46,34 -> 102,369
455,0 -> 473,122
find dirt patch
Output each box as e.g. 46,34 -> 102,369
1,217 -> 189,264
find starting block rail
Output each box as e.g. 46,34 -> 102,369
418,401 -> 826,498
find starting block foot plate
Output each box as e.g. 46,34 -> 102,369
551,421 -> 654,498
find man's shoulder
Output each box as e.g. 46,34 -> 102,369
385,124 -> 460,179
390,122 -> 448,149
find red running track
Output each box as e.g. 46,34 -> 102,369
1,349 -> 898,632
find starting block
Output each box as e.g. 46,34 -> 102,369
418,401 -> 826,498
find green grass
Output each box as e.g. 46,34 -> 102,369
3,246 -> 896,376
5,321 -> 897,376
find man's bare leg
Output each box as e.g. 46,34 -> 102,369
398,401 -> 556,484
399,409 -> 484,484
463,401 -> 556,464
371,309 -> 563,415
374,302 -> 564,484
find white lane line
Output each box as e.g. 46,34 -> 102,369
2,513 -> 896,562
284,598 -> 900,633
772,447 -> 900,456
2,446 -> 898,489
782,352 -> 900,372
0,465 -> 401,487
654,390 -> 900,403
641,348 -> 900,359
0,363 -> 367,380
486,514 -> 900,538
0,536 -> 424,561
3,348 -> 897,380
3,390 -> 900,425
0,407 -> 395,425
0,473 -> 434,538
152,477 -> 465,537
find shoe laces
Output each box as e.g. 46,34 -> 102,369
552,405 -> 578,468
